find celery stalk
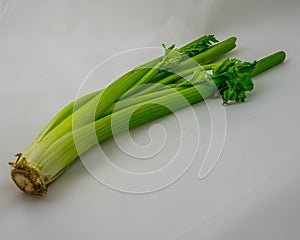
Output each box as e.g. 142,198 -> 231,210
9,35 -> 285,196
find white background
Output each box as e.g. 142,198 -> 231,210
1,0 -> 299,239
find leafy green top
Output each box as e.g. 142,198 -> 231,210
167,58 -> 257,104
160,36 -> 258,104
211,59 -> 257,104
160,35 -> 219,70
178,35 -> 219,57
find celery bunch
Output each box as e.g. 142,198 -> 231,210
9,35 -> 285,196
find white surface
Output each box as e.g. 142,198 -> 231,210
1,0 -> 299,239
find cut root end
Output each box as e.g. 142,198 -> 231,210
9,155 -> 48,196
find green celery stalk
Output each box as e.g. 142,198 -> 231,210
9,36 -> 285,196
